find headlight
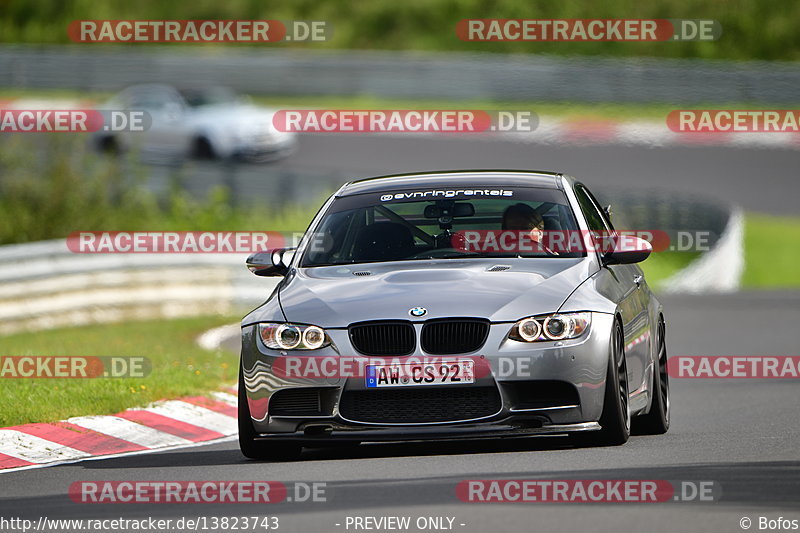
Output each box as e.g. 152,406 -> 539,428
258,323 -> 331,350
516,317 -> 541,341
509,312 -> 591,342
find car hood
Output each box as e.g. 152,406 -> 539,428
266,258 -> 594,327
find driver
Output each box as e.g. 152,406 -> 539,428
501,203 -> 559,255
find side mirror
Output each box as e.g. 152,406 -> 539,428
603,235 -> 651,265
246,248 -> 296,276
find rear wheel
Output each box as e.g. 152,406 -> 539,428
238,364 -> 302,461
633,317 -> 670,435
576,319 -> 630,446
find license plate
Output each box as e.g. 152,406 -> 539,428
366,360 -> 475,388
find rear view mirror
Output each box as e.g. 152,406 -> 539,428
603,236 -> 651,265
246,248 -> 296,276
424,203 -> 475,218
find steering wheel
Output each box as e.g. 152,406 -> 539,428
408,248 -> 467,259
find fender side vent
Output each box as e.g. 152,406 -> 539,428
487,265 -> 511,272
353,271 -> 372,276
269,388 -> 338,417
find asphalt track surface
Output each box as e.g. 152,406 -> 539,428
1,137 -> 799,533
163,134 -> 800,215
245,135 -> 800,215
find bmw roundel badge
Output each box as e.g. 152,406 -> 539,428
409,307 -> 427,317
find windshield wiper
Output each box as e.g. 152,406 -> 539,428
415,251 -> 563,260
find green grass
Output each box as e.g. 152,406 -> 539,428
640,250 -> 700,289
4,87 -> 788,123
0,315 -> 239,427
742,213 -> 800,288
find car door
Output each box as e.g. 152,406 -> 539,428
574,183 -> 652,400
125,87 -> 191,157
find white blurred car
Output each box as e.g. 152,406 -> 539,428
94,84 -> 296,162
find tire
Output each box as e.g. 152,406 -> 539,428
576,319 -> 630,446
192,136 -> 216,160
97,135 -> 121,154
238,364 -> 302,461
633,317 -> 670,435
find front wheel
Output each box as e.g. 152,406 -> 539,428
576,319 -> 630,447
192,136 -> 217,160
238,364 -> 302,461
96,135 -> 122,154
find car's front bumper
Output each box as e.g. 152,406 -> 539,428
252,419 -> 600,445
240,312 -> 615,441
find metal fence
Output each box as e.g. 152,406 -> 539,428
0,240 -> 279,334
1,45 -> 799,104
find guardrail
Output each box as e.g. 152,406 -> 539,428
661,208 -> 744,293
0,240 -> 280,334
1,45 -> 798,104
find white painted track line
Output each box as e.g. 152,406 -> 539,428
67,415 -> 193,448
0,430 -> 90,463
211,391 -> 238,406
143,401 -> 237,434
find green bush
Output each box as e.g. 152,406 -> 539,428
0,134 -> 313,243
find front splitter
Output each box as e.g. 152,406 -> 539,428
254,421 -> 600,444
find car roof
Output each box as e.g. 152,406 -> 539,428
338,170 -> 563,196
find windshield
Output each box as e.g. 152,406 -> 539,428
179,87 -> 240,107
300,186 -> 583,267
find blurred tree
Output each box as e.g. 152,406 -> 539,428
0,0 -> 796,61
